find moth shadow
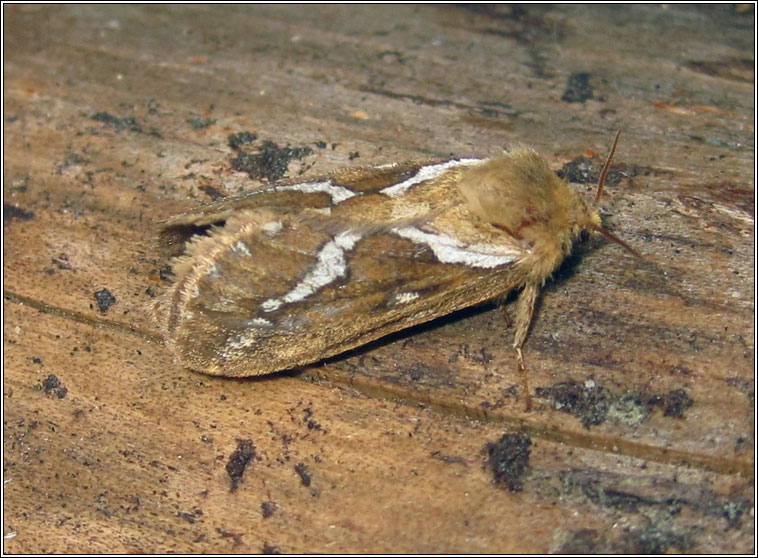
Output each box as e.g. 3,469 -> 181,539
545,239 -> 594,286
318,297 -> 515,369
195,365 -> 304,384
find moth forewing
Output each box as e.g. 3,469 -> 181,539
158,133 -> 627,411
159,160 -> 529,377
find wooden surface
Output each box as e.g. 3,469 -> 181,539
3,4 -> 754,554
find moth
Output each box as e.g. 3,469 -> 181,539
156,131 -> 636,410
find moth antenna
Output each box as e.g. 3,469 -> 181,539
593,224 -> 644,260
589,130 -> 643,260
593,128 -> 622,205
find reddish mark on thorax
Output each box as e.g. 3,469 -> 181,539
494,205 -> 539,240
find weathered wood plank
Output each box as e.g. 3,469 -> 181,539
4,302 -> 753,553
4,4 -> 753,553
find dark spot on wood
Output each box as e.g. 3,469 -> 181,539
186,115 -> 215,129
56,152 -> 88,174
230,139 -> 313,182
227,131 -> 258,150
649,388 -> 694,418
556,526 -> 694,554
52,254 -> 73,270
536,380 -> 693,427
3,203 -> 35,225
609,526 -> 693,554
408,366 -> 423,381
536,380 -> 610,428
449,4 -> 560,51
177,510 -> 198,523
199,185 -> 224,201
91,111 -> 142,132
217,527 -> 244,548
555,529 -> 603,554
560,155 -> 621,188
41,374 -> 68,399
303,407 -> 322,431
261,500 -> 277,518
94,288 -> 117,313
561,72 -> 594,103
430,451 -> 467,466
294,462 -> 312,487
485,431 -> 531,491
226,438 -> 256,492
557,155 -> 599,184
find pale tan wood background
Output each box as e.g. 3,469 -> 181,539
4,4 -> 754,553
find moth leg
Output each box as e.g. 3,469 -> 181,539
501,304 -> 513,329
513,281 -> 539,412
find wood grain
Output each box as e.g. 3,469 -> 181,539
4,4 -> 753,553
